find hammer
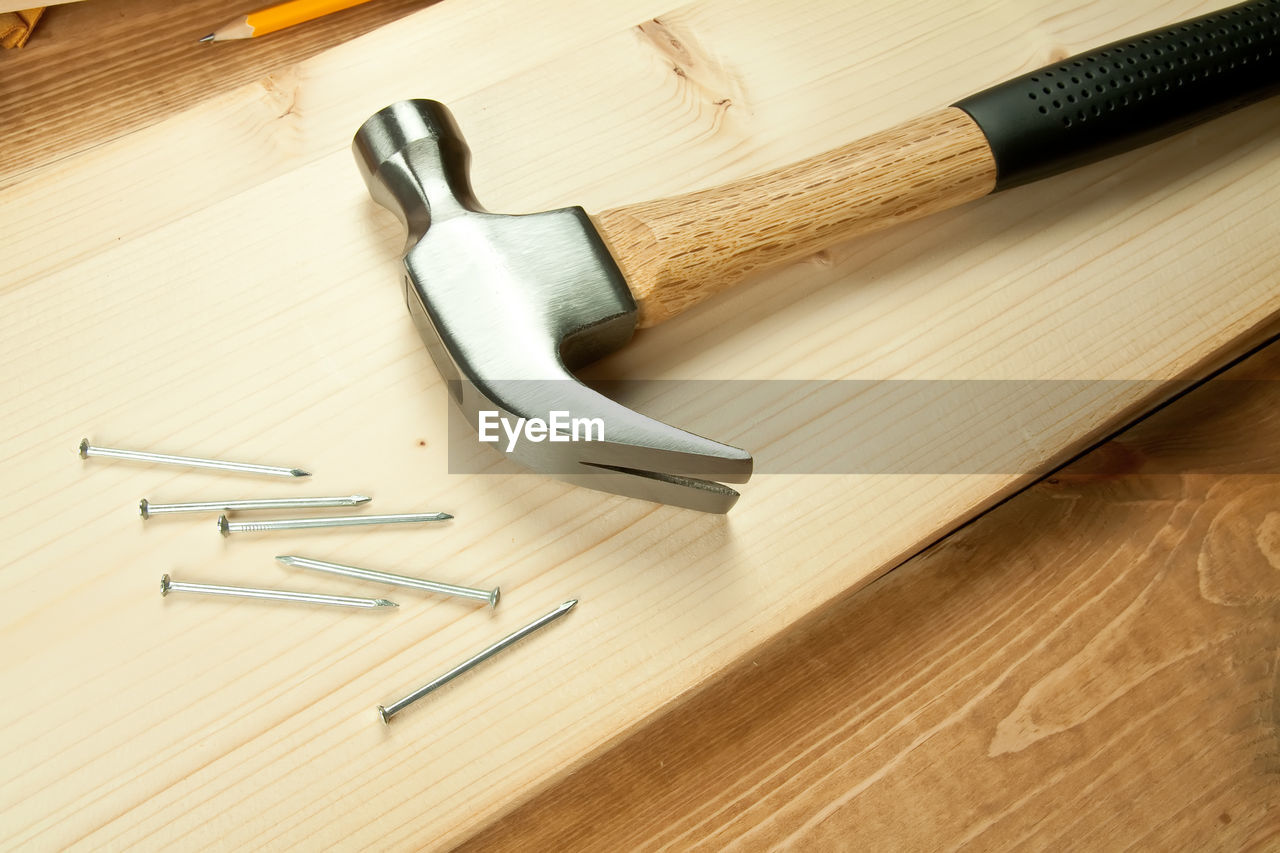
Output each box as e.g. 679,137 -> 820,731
354,2 -> 1279,513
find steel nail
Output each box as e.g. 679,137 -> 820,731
377,599 -> 576,723
218,512 -> 451,535
276,555 -> 499,608
160,573 -> 397,609
141,495 -> 370,518
80,438 -> 308,478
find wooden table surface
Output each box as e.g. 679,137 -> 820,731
2,2 -> 1276,849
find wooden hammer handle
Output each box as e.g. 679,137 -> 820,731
595,1 -> 1280,327
592,107 -> 997,327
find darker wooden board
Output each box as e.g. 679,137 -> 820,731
459,341 -> 1280,850
0,0 -> 433,186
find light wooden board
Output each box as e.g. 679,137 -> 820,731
0,1 -> 83,15
0,0 -> 1277,849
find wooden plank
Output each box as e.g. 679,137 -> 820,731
0,0 -> 1277,849
461,342 -> 1280,850
0,0 -> 432,185
460,343 -> 1280,845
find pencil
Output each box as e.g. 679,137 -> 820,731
200,0 -> 377,42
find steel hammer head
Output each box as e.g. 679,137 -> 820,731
353,100 -> 752,513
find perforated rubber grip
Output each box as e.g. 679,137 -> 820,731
954,1 -> 1280,190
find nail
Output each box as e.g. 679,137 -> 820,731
218,512 -> 451,535
277,555 -> 499,609
141,495 -> 370,518
80,438 -> 308,478
160,573 -> 397,609
377,599 -> 576,723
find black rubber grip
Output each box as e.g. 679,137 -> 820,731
953,1 -> 1280,190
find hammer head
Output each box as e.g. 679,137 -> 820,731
353,100 -> 751,513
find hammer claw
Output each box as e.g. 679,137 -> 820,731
571,464 -> 741,515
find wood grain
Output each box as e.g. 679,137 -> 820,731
461,341 -> 1280,850
0,1 -> 1277,850
0,0 -> 432,187
595,107 -> 996,327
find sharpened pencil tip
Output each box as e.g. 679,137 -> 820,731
198,33 -> 215,43
290,469 -> 311,477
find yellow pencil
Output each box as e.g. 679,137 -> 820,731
200,0 -> 377,42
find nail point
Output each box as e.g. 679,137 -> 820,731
290,469 -> 311,478
376,599 -> 399,608
353,495 -> 372,504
